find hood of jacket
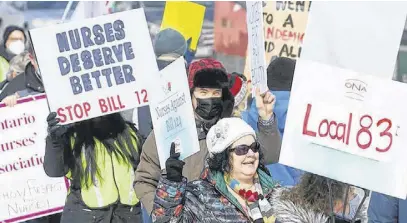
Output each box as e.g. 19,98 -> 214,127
0,45 -> 15,62
271,187 -> 368,223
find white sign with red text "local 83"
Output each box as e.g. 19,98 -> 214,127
302,102 -> 397,162
280,59 -> 407,199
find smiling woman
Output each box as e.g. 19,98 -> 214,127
152,117 -> 277,223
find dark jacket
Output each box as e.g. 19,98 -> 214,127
43,123 -> 143,223
134,117 -> 282,214
0,45 -> 15,62
0,62 -> 44,101
152,167 -> 276,223
368,192 -> 407,223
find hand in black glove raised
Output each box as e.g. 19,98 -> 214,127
165,142 -> 185,182
47,112 -> 69,140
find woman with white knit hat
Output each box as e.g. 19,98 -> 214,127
152,117 -> 277,223
151,118 -> 368,223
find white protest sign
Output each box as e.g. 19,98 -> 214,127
148,58 -> 200,169
0,95 -> 68,223
280,1 -> 407,199
246,1 -> 268,95
29,9 -> 158,125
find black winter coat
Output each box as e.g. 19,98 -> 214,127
0,62 -> 44,101
152,168 -> 277,223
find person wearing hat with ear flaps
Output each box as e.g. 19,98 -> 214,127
134,58 -> 281,214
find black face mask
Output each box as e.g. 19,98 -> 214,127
195,97 -> 223,120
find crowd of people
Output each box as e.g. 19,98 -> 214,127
0,22 -> 406,223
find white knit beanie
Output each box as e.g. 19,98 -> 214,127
206,117 -> 256,157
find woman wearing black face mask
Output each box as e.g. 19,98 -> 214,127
134,58 -> 282,214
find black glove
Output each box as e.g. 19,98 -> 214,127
47,112 -> 69,140
165,142 -> 185,182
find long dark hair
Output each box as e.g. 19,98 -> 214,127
64,113 -> 141,188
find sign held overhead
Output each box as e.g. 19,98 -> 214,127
29,9 -> 158,124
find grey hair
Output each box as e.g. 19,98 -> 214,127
281,173 -> 348,214
8,51 -> 30,74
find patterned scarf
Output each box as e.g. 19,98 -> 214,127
224,174 -> 276,223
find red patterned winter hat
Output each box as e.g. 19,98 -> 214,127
188,58 -> 229,90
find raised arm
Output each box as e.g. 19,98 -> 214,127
254,89 -> 282,164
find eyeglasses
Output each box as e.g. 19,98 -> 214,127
230,142 -> 260,156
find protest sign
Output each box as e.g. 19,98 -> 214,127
280,1 -> 407,199
263,1 -> 310,61
29,9 -> 158,124
246,1 -> 268,95
0,95 -> 68,223
147,57 -> 200,169
160,1 -> 205,51
243,1 -> 310,83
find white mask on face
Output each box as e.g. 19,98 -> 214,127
7,40 -> 25,55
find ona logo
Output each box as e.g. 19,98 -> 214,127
161,81 -> 172,95
344,79 -> 367,101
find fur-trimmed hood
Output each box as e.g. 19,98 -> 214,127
271,187 -> 368,223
